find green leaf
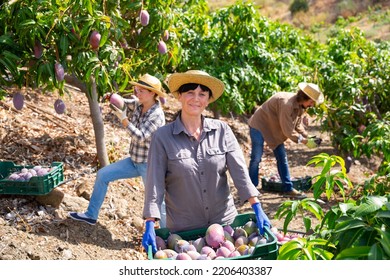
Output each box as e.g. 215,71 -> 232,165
368,243 -> 384,260
303,200 -> 324,220
0,35 -> 15,46
0,57 -> 17,76
320,158 -> 333,176
334,218 -> 366,233
378,230 -> 390,257
86,0 -> 93,15
303,216 -> 311,232
280,239 -> 304,251
339,202 -> 354,214
355,196 -> 387,217
283,211 -> 294,233
277,248 -> 302,260
277,239 -> 304,260
312,247 -> 334,260
19,19 -> 37,27
301,247 -> 314,260
312,176 -> 326,199
308,238 -> 335,247
59,34 -> 69,56
376,210 -> 390,219
118,74 -> 129,92
336,246 -> 371,259
291,200 -> 300,215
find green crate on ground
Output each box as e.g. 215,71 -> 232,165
148,213 -> 278,260
261,176 -> 312,192
0,161 -> 64,195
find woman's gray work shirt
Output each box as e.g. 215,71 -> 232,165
143,115 -> 260,232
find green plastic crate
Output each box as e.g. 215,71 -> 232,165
0,161 -> 64,195
148,213 -> 278,260
261,176 -> 312,192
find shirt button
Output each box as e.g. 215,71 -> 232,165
200,171 -> 204,175
203,189 -> 206,193
205,207 -> 208,210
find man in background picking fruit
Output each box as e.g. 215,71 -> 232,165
68,74 -> 167,226
248,82 -> 324,198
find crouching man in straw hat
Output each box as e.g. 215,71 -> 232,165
69,74 -> 168,227
248,82 -> 324,199
142,70 -> 271,254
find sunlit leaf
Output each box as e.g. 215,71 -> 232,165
336,246 -> 371,260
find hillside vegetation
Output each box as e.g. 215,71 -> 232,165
209,0 -> 390,41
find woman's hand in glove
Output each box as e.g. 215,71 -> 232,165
306,137 -> 318,149
252,202 -> 271,235
110,104 -> 127,121
142,220 -> 157,254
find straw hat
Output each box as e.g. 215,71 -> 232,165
298,82 -> 324,105
130,74 -> 166,97
167,70 -> 225,103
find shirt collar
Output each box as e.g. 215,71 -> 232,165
173,113 -> 218,135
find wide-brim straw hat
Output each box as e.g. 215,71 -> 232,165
167,70 -> 225,103
298,82 -> 324,105
130,74 -> 166,98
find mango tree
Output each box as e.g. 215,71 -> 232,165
0,0 -> 180,167
316,27 -> 390,173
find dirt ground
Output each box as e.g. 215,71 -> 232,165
0,85 -> 381,260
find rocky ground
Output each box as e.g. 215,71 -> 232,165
0,86 -> 381,260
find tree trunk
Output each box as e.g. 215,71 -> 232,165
87,77 -> 110,168
65,74 -> 109,168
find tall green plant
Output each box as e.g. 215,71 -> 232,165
275,153 -> 390,260
317,28 -> 389,171
307,153 -> 353,201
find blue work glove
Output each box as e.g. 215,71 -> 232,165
252,202 -> 271,235
142,220 -> 157,253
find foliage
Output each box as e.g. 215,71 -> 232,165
275,197 -> 324,234
315,27 -> 389,169
278,238 -> 335,260
362,174 -> 390,197
1,1 -> 388,170
307,153 -> 353,201
170,2 -> 388,171
0,0 -> 182,167
0,0 -> 178,97
275,153 -> 390,260
173,2 -> 322,115
289,0 -> 309,16
361,112 -> 390,170
330,195 -> 390,259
